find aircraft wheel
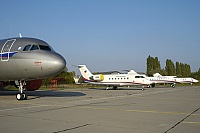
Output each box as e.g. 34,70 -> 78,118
16,93 -> 23,100
23,93 -> 28,100
151,83 -> 155,88
16,93 -> 27,100
171,84 -> 175,88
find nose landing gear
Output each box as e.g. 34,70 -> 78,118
16,81 -> 28,100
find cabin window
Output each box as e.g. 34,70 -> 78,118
39,45 -> 52,51
23,45 -> 31,51
30,45 -> 39,51
135,76 -> 144,78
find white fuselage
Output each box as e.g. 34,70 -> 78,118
78,65 -> 152,87
174,78 -> 199,83
146,75 -> 198,85
84,74 -> 152,86
146,76 -> 176,84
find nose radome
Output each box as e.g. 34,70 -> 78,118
52,53 -> 66,72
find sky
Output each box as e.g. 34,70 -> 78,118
0,0 -> 200,75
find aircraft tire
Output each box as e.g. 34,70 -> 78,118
23,93 -> 28,100
16,93 -> 23,100
170,84 -> 175,88
16,93 -> 27,100
151,83 -> 155,88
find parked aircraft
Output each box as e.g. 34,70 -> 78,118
145,73 -> 198,87
124,70 -> 176,87
174,77 -> 198,86
153,73 -> 199,87
78,65 -> 152,90
0,37 -> 66,100
147,76 -> 177,87
153,73 -> 177,78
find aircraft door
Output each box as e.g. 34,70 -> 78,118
1,39 -> 16,61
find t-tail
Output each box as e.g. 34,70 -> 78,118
153,73 -> 162,77
78,65 -> 93,81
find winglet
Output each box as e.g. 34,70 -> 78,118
19,33 -> 22,38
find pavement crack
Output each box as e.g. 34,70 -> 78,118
165,107 -> 200,133
53,124 -> 91,133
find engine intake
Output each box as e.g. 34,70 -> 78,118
90,74 -> 104,81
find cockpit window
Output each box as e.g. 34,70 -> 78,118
23,45 -> 31,51
30,45 -> 39,51
23,44 -> 53,51
39,45 -> 52,51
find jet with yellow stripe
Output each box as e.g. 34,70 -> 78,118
78,65 -> 152,90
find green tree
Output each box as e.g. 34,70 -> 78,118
42,77 -> 51,87
154,57 -> 161,71
165,59 -> 175,75
146,55 -> 161,76
185,64 -> 191,77
176,62 -> 181,76
191,68 -> 200,80
146,55 -> 154,76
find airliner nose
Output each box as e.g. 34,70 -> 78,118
51,53 -> 66,72
43,52 -> 66,76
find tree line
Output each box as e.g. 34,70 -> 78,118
42,71 -> 75,86
146,55 -> 200,79
42,55 -> 200,86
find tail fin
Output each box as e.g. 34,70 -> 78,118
153,73 -> 162,77
128,70 -> 138,74
78,65 -> 93,80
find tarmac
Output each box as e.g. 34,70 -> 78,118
0,86 -> 200,133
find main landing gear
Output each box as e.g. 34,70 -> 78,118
16,81 -> 27,100
170,83 -> 176,88
105,86 -> 118,90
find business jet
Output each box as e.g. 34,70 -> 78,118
78,65 -> 152,90
148,75 -> 177,87
174,77 -> 198,86
0,37 -> 66,100
151,73 -> 198,87
153,73 -> 177,78
125,71 -> 177,87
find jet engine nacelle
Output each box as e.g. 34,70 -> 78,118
90,74 -> 104,81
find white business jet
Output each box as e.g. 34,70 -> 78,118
151,73 -> 198,87
78,65 -> 152,90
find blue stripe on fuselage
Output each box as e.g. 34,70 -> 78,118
0,52 -> 17,58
